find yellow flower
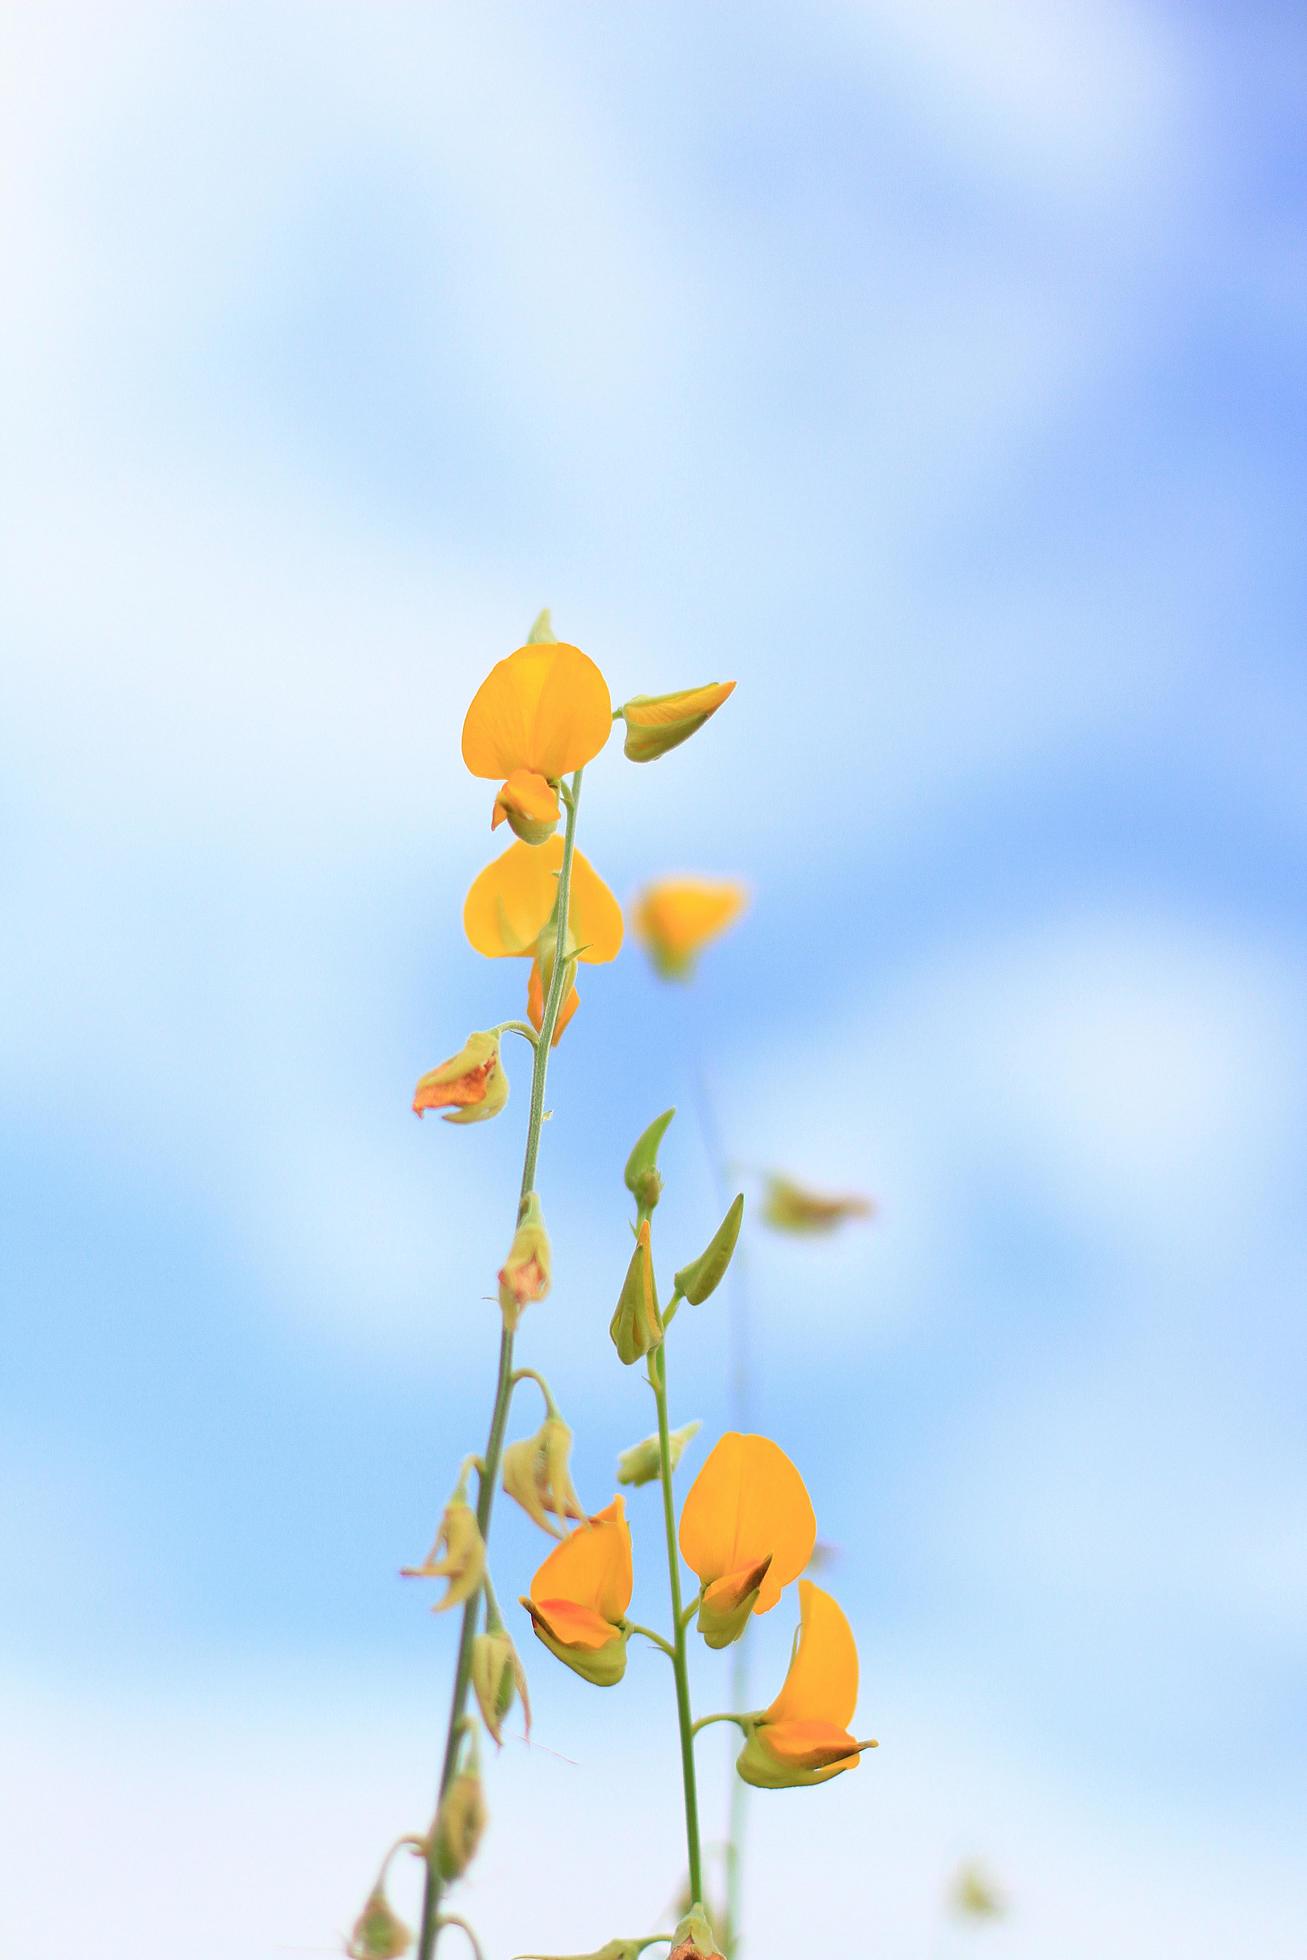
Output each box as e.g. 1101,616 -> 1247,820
462,641 -> 612,840
761,1174 -> 876,1234
412,1031 -> 508,1124
678,1433 -> 816,1647
619,679 -> 736,763
464,835 -> 623,1044
735,1580 -> 877,1787
632,877 -> 747,980
520,1497 -> 633,1686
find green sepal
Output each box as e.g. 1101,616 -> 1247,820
674,1193 -> 744,1304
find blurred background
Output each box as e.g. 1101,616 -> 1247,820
2,4 -> 1304,1955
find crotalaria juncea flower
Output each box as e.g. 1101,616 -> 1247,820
631,876 -> 747,980
678,1432 -> 816,1646
464,835 -> 623,1042
462,641 -> 612,842
619,679 -> 735,763
412,1030 -> 508,1124
735,1579 -> 877,1787
520,1496 -> 633,1686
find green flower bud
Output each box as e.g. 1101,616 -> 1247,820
674,1194 -> 744,1305
619,680 -> 736,763
433,1768 -> 487,1881
616,1419 -> 701,1487
609,1219 -> 662,1365
623,1107 -> 675,1212
471,1627 -> 530,1746
347,1885 -> 413,1959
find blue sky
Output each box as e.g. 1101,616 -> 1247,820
2,4 -> 1305,1956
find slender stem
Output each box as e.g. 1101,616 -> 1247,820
627,1621 -> 677,1660
417,770 -> 585,1960
690,1712 -> 753,1738
651,1338 -> 704,1905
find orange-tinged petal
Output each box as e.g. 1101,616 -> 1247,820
528,956 -> 581,1045
492,768 -> 561,844
464,837 -> 624,963
632,877 -> 747,980
621,679 -> 736,763
526,1599 -> 617,1651
765,1579 -> 859,1730
679,1433 -> 815,1615
755,1718 -> 865,1771
528,1496 -> 632,1625
462,643 -> 612,781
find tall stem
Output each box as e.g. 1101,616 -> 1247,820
651,1336 -> 704,1906
417,769 -> 585,1960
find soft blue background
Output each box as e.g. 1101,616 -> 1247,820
2,4 -> 1304,1955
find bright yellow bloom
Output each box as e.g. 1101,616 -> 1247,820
462,641 -> 612,836
632,877 -> 747,980
412,1030 -> 508,1124
761,1174 -> 876,1234
678,1432 -> 816,1640
736,1580 -> 876,1787
521,1496 -> 633,1686
464,835 -> 623,1043
620,679 -> 736,763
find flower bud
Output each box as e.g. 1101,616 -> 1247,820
498,1193 -> 551,1331
623,1107 -> 674,1213
668,1905 -> 726,1960
616,1418 -> 701,1488
432,1768 -> 487,1881
347,1884 -> 413,1959
620,680 -> 736,763
492,768 -> 560,846
673,1194 -> 744,1305
502,1416 -> 585,1537
527,938 -> 580,1047
609,1218 -> 662,1366
471,1627 -> 531,1746
696,1553 -> 772,1650
401,1495 -> 485,1614
413,1032 -> 508,1125
761,1174 -> 875,1234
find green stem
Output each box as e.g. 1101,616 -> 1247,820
651,1338 -> 704,1906
627,1621 -> 677,1660
417,770 -> 585,1960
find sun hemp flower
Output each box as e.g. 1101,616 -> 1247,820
401,1492 -> 486,1614
631,877 -> 747,980
498,1192 -> 551,1331
761,1173 -> 876,1234
951,1862 -> 1006,1920
464,836 -> 623,1045
346,1884 -> 413,1959
412,1031 -> 508,1124
679,1432 -> 816,1648
502,1415 -> 586,1537
462,640 -> 612,844
619,679 -> 736,763
470,1626 -> 531,1747
520,1497 -> 633,1687
617,1418 -> 701,1488
609,1218 -> 663,1366
735,1580 -> 877,1788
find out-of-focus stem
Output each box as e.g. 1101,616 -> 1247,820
417,769 -> 585,1960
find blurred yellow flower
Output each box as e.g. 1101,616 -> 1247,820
678,1432 -> 816,1645
620,679 -> 735,763
464,835 -> 623,1043
412,1030 -> 507,1124
462,641 -> 612,841
632,877 -> 747,980
736,1580 -> 876,1787
521,1497 -> 633,1686
761,1174 -> 876,1234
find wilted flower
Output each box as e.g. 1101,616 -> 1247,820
631,877 -> 747,980
412,1031 -> 508,1125
679,1433 -> 816,1647
761,1174 -> 875,1234
520,1497 -> 633,1687
347,1884 -> 413,1959
617,1418 -> 701,1488
470,1627 -> 531,1746
498,1193 -> 552,1330
433,1767 -> 487,1880
462,640 -> 612,841
619,679 -> 735,763
502,1416 -> 585,1536
401,1494 -> 485,1614
735,1580 -> 877,1787
464,837 -> 623,1043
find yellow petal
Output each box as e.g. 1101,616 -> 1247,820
492,768 -> 561,845
620,679 -> 736,763
528,1496 -> 632,1623
765,1579 -> 859,1730
678,1433 -> 815,1614
464,837 -> 624,963
462,643 -> 612,781
631,877 -> 747,980
525,1599 -> 617,1651
755,1717 -> 865,1771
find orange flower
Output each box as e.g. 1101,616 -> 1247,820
521,1497 -> 633,1686
462,642 -> 612,841
736,1580 -> 877,1788
678,1433 -> 816,1647
412,1031 -> 508,1124
464,835 -> 623,1044
631,877 -> 747,980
